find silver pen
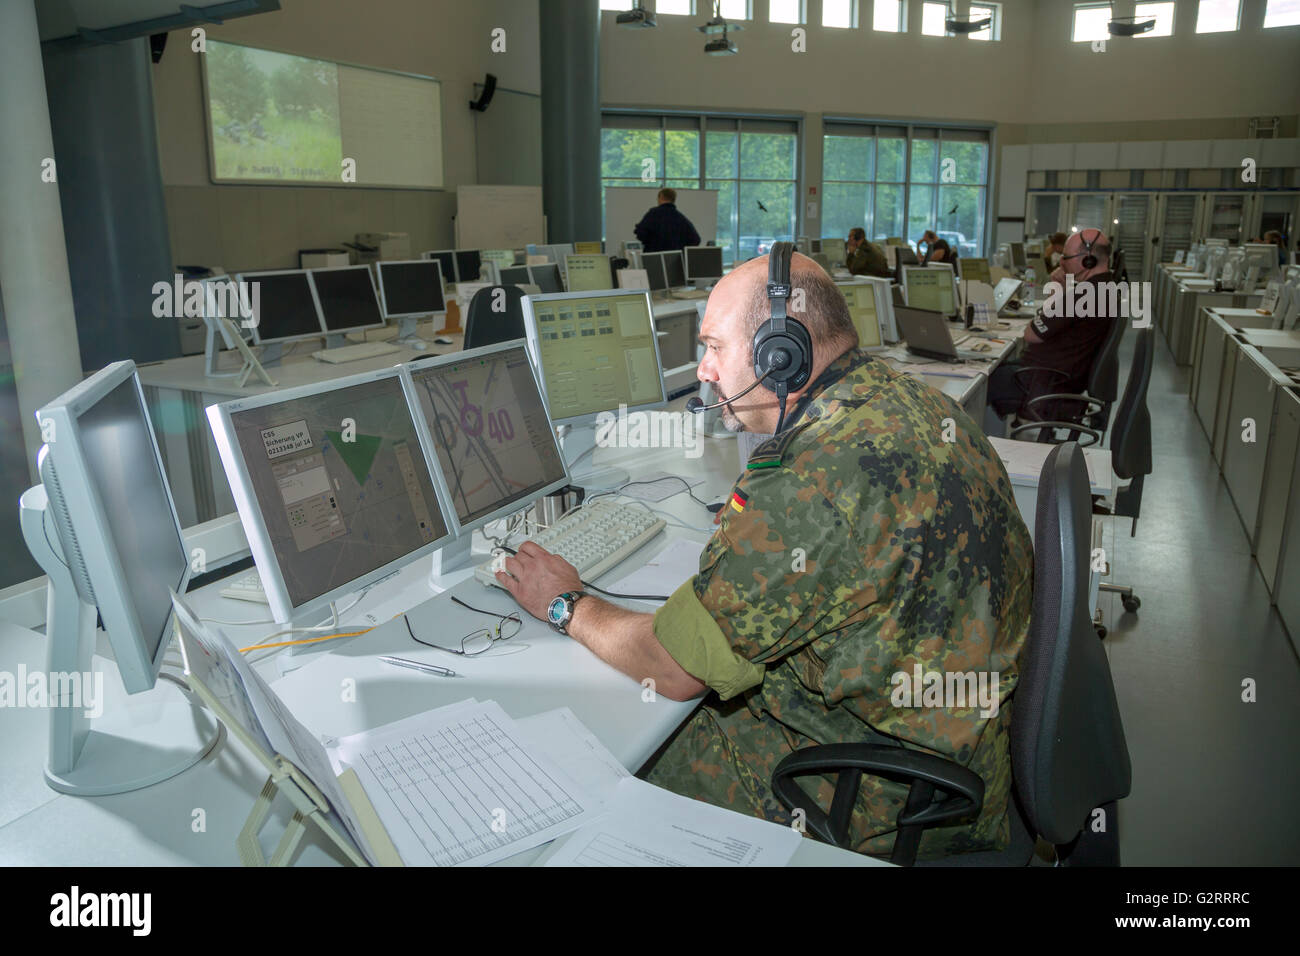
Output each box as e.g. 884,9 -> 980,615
380,655 -> 459,678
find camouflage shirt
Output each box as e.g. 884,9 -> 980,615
846,240 -> 892,278
646,349 -> 1034,858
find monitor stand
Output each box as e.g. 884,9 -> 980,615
19,486 -> 223,796
558,423 -> 628,491
325,333 -> 349,350
427,535 -> 477,593
394,316 -> 428,351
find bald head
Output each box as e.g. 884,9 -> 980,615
1063,228 -> 1110,280
707,252 -> 858,364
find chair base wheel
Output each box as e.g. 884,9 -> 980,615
1121,595 -> 1141,613
1094,623 -> 1107,639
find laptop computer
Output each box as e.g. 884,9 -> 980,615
993,277 -> 1024,316
895,306 -> 990,362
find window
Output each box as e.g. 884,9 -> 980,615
921,1 -> 950,35
601,113 -> 799,265
1196,0 -> 1240,32
968,3 -> 1000,41
1133,1 -> 1175,36
719,0 -> 751,18
821,123 -> 989,256
822,0 -> 857,28
656,0 -> 694,13
1265,0 -> 1300,27
1071,3 -> 1111,41
873,0 -> 905,31
599,0 -> 626,9
768,0 -> 804,23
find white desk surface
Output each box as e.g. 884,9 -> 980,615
1240,328 -> 1300,349
0,436 -> 884,867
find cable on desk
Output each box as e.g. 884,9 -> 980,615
613,475 -> 713,510
493,545 -> 670,603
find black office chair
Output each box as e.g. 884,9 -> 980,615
463,284 -> 526,350
1096,328 -> 1155,614
770,442 -> 1132,866
1009,316 -> 1128,445
1112,249 -> 1129,283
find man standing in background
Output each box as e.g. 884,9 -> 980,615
635,188 -> 701,253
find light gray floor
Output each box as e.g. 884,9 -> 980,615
1100,329 -> 1300,865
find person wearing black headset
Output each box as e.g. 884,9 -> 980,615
987,227 -> 1117,420
493,244 -> 1034,859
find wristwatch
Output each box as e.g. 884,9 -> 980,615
547,591 -> 587,635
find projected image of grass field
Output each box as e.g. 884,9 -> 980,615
207,41 -> 343,183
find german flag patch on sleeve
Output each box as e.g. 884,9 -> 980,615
729,490 -> 749,514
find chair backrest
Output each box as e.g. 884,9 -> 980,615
1111,249 -> 1128,283
1086,313 -> 1128,404
464,285 -> 526,350
1109,327 -> 1154,480
1011,443 -> 1132,846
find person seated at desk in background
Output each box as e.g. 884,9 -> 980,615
1042,232 -> 1067,275
492,251 -> 1034,860
634,187 -> 702,253
923,238 -> 958,267
845,227 -> 891,277
915,230 -> 939,263
1263,230 -> 1288,268
987,228 -> 1117,420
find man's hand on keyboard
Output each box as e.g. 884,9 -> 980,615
496,542 -> 583,624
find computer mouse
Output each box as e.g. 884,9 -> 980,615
434,337 -> 454,345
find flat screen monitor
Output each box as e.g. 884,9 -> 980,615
642,251 -> 672,293
500,265 -> 532,286
821,238 -> 846,264
574,241 -> 603,255
376,259 -> 447,318
662,250 -> 686,288
422,250 -> 458,287
206,368 -> 454,623
405,341 -> 570,532
959,258 -> 992,284
838,283 -> 882,349
564,255 -> 615,292
521,289 -> 667,427
455,249 -> 483,284
235,270 -> 325,345
902,265 -> 957,317
529,263 -> 564,294
36,361 -> 190,692
309,266 -> 386,333
1009,241 -> 1027,271
895,246 -> 919,268
684,245 -> 724,284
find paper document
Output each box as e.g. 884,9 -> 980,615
331,699 -> 596,867
617,471 -> 707,503
516,707 -> 631,808
544,777 -> 803,867
606,537 -> 707,602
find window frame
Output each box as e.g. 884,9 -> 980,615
821,0 -> 859,29
654,0 -> 696,15
767,0 -> 806,24
1071,2 -> 1113,42
1195,0 -> 1242,33
1133,0 -> 1176,37
1263,0 -> 1300,28
872,0 -> 907,32
600,109 -> 805,265
920,0 -> 952,36
820,119 -> 993,256
967,2 -> 1001,40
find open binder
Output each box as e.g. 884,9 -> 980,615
169,592 -> 402,867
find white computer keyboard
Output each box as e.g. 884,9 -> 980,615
312,341 -> 402,364
473,499 -> 667,588
220,570 -> 268,603
673,288 -> 710,299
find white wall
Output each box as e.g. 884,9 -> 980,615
154,0 -> 540,271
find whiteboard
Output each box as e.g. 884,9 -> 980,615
605,187 -> 718,249
456,185 -> 545,249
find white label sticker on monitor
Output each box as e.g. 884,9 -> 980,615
260,420 -> 314,460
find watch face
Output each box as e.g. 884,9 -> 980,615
547,597 -> 567,625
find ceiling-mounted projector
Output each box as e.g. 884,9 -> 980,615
1108,17 -> 1156,36
698,15 -> 744,35
704,29 -> 738,55
617,4 -> 656,28
945,16 -> 991,34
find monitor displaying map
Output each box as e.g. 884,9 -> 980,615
218,371 -> 451,611
407,343 -> 569,530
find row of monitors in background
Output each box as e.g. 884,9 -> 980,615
222,261 -> 448,346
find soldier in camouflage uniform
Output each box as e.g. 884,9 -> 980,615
846,227 -> 892,278
495,254 -> 1033,860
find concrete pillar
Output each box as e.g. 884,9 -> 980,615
0,0 -> 84,481
539,0 -> 601,243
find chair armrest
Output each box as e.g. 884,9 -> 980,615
1008,420 -> 1102,447
772,743 -> 985,866
1025,392 -> 1104,416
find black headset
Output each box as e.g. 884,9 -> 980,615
1077,228 -> 1103,270
751,241 -> 812,434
